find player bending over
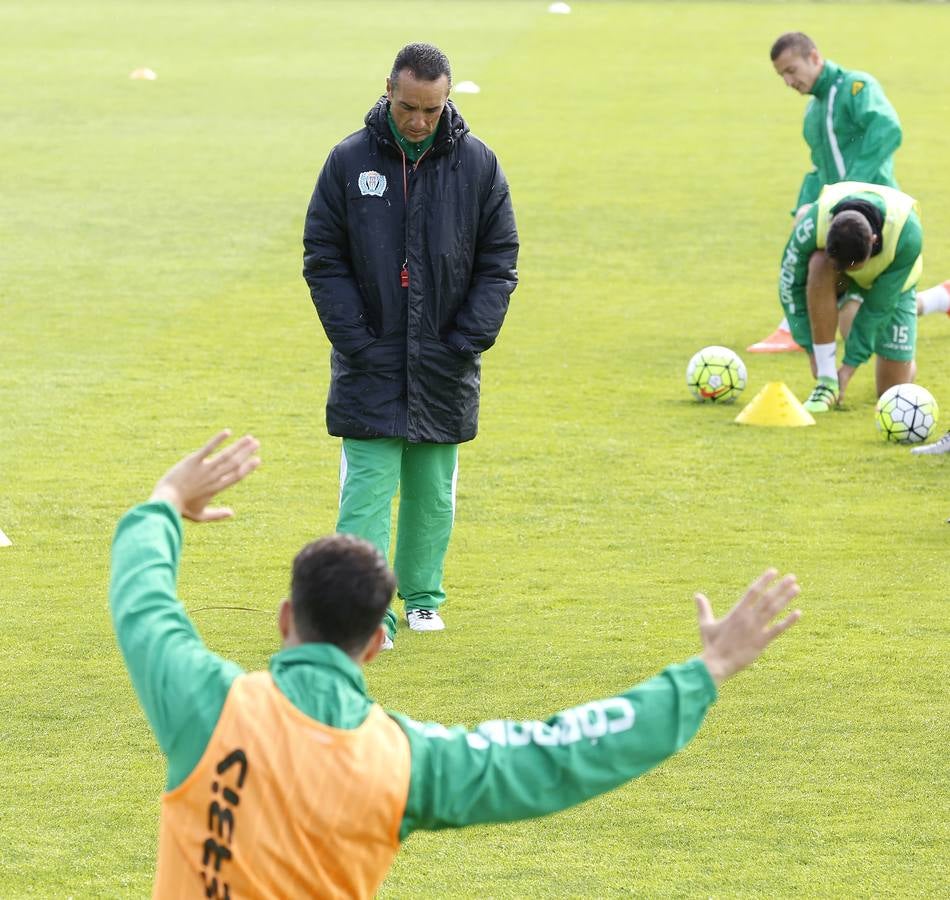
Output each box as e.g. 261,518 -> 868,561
777,180 -> 934,412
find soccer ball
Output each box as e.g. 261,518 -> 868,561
686,346 -> 747,403
875,383 -> 939,444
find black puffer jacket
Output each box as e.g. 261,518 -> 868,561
303,98 -> 519,444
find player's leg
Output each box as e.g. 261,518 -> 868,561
875,356 -> 916,396
803,251 -> 842,412
394,442 -> 458,632
337,437 -> 403,643
916,279 -> 950,317
874,288 -> 917,397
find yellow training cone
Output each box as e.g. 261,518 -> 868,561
734,381 -> 816,427
0,529 -> 11,547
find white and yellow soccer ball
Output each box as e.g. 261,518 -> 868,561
875,383 -> 939,444
686,346 -> 747,403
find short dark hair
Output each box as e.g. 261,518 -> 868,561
826,211 -> 873,271
390,42 -> 452,87
770,32 -> 817,62
290,534 -> 395,655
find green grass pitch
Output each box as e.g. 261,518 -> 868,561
1,1 -> 948,896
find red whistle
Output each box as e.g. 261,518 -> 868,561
400,266 -> 409,289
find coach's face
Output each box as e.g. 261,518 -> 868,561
773,47 -> 823,94
386,69 -> 449,141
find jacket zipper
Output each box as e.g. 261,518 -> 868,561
400,147 -> 430,289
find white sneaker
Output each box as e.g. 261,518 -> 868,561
381,634 -> 394,651
406,609 -> 445,632
911,431 -> 950,455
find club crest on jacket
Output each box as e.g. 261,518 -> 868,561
358,171 -> 387,197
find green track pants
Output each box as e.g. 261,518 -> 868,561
337,438 -> 459,639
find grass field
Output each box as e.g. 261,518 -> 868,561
1,1 -> 948,896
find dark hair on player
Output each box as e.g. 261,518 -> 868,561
826,211 -> 874,272
770,32 -> 817,62
290,534 -> 396,656
390,42 -> 452,87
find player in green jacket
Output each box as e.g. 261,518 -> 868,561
749,32 -> 949,351
783,44 -> 900,214
110,431 -> 801,896
778,181 -> 922,411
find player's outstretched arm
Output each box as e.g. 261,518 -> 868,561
396,569 -> 801,835
696,568 -> 802,686
149,429 -> 261,522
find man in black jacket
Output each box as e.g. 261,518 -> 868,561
303,43 -> 519,648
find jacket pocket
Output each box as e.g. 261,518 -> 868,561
342,335 -> 405,373
412,340 -> 480,427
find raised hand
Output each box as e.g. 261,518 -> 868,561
695,569 -> 802,686
149,430 -> 261,522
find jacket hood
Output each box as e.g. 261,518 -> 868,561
364,96 -> 469,158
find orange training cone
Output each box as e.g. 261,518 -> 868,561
734,381 -> 816,427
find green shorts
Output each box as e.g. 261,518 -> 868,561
785,287 -> 917,362
842,285 -> 917,362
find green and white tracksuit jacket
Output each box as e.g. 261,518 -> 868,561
110,501 -> 718,840
795,60 -> 902,213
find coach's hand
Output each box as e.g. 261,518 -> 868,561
696,569 -> 801,686
149,430 -> 261,522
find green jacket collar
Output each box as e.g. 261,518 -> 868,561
387,106 -> 436,162
811,59 -> 841,99
269,642 -> 369,695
